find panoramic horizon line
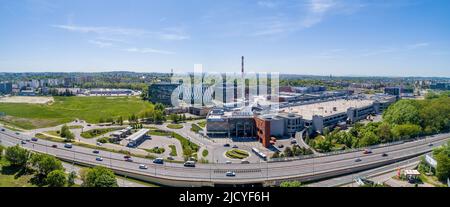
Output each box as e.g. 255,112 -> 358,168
0,70 -> 449,79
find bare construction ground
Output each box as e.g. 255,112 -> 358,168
0,96 -> 54,104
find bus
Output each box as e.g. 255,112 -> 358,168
252,148 -> 267,160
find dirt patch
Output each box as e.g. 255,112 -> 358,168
0,96 -> 54,104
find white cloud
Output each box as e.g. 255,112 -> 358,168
301,0 -> 337,28
88,40 -> 114,48
407,42 -> 430,49
257,1 -> 277,8
124,47 -> 175,55
52,24 -> 190,41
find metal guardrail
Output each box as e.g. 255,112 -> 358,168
268,138 -> 426,162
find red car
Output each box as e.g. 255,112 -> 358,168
363,149 -> 372,154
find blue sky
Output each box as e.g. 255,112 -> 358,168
1,0 -> 449,77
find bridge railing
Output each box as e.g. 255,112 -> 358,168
268,139 -> 413,162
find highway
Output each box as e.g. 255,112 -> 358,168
1,128 -> 448,186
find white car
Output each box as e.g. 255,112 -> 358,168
96,157 -> 103,161
96,142 -> 102,146
226,171 -> 236,177
226,161 -> 232,164
139,164 -> 148,169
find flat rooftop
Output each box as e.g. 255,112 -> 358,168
126,129 -> 150,141
283,99 -> 374,120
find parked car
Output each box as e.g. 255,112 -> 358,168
21,140 -> 26,144
93,150 -> 100,154
223,143 -> 230,147
226,171 -> 236,177
51,144 -> 58,148
290,139 -> 297,144
153,158 -> 164,164
232,145 -> 238,148
241,160 -> 250,164
355,158 -> 362,162
139,164 -> 148,169
226,160 -> 232,164
64,143 -> 73,148
31,137 -> 38,142
184,161 -> 196,167
167,156 -> 174,160
96,157 -> 103,161
278,144 -> 284,148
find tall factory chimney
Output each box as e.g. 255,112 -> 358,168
241,56 -> 246,106
241,56 -> 244,74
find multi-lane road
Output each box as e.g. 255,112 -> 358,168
1,128 -> 448,186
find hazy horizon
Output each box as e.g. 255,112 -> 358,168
1,0 -> 450,77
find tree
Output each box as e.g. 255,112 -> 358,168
60,125 -> 74,142
46,170 -> 67,187
280,181 -> 302,187
155,103 -> 165,111
5,145 -> 30,167
433,141 -> 450,182
358,131 -> 380,147
30,153 -> 64,177
383,100 -> 421,125
0,145 -> 4,159
377,122 -> 392,143
117,116 -> 123,126
82,166 -> 118,187
314,137 -> 333,153
435,152 -> 450,182
283,147 -> 293,157
391,124 -> 422,140
271,151 -> 280,159
67,171 -> 77,187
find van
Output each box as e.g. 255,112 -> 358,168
184,161 -> 196,167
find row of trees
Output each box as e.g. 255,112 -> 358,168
2,145 -> 118,187
48,88 -> 76,96
271,145 -> 314,159
168,113 -> 187,124
97,105 -> 166,125
310,95 -> 450,153
4,145 -> 74,187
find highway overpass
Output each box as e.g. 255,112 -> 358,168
1,129 -> 448,187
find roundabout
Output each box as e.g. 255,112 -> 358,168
225,149 -> 250,160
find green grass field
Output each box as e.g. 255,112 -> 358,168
0,96 -> 153,129
167,124 -> 183,129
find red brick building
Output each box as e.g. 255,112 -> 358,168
254,117 -> 271,147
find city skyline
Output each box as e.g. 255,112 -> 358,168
1,0 -> 450,77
